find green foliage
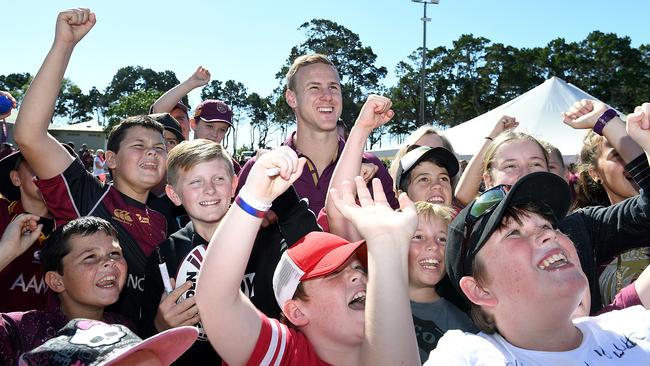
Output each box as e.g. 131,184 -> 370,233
5,25 -> 650,149
246,92 -> 273,149
103,66 -> 179,105
273,19 -> 387,131
103,89 -> 163,133
390,30 -> 650,138
0,73 -> 33,105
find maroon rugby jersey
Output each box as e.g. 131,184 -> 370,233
0,199 -> 55,313
34,159 -> 166,322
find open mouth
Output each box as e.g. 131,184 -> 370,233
317,107 -> 334,113
199,199 -> 220,207
427,196 -> 445,204
96,275 -> 118,289
348,290 -> 366,310
139,161 -> 158,170
537,252 -> 570,270
419,258 -> 441,270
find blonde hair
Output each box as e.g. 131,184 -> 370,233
166,139 -> 234,187
572,131 -> 610,209
482,131 -> 548,178
414,201 -> 454,223
285,54 -> 337,91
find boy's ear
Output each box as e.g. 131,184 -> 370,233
9,170 -> 21,188
282,300 -> 308,327
104,150 -> 117,170
165,184 -> 183,207
482,171 -> 494,190
230,175 -> 239,198
460,276 -> 497,308
285,89 -> 297,109
45,271 -> 65,293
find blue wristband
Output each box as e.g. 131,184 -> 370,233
235,196 -> 267,218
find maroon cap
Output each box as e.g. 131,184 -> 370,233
193,99 -> 233,126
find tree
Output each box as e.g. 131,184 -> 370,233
0,73 -> 33,105
63,83 -> 94,123
246,93 -> 272,148
274,19 -> 387,136
103,66 -> 179,106
103,89 -> 163,132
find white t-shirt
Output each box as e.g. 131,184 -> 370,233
425,305 -> 650,365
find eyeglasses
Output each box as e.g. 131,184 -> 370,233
459,184 -> 511,274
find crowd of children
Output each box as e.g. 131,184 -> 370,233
1,7 -> 650,365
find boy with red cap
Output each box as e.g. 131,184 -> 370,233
196,146 -> 421,366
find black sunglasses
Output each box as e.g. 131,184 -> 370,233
460,184 -> 512,274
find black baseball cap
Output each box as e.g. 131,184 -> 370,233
445,172 -> 571,296
395,145 -> 459,192
149,113 -> 185,142
0,143 -> 76,201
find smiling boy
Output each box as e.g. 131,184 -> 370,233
13,8 -> 167,322
139,139 -> 319,364
0,216 -> 131,365
196,147 -> 421,366
424,172 -> 650,365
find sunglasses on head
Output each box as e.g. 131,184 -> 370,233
460,184 -> 512,274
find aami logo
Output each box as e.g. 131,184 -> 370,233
10,274 -> 48,294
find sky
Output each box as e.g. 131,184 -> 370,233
3,0 -> 649,148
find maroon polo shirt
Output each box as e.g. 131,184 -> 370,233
237,132 -> 398,215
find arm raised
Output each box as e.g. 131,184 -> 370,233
331,177 -> 420,366
14,9 -> 95,179
325,95 -> 394,241
196,146 -> 305,365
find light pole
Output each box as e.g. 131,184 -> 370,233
412,0 -> 439,125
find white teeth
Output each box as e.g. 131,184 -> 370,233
199,200 -> 219,206
141,162 -> 157,169
419,258 -> 440,268
538,253 -> 568,270
427,197 -> 444,204
96,275 -> 117,288
317,107 -> 333,112
351,291 -> 366,302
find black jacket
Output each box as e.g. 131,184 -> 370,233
561,154 -> 650,313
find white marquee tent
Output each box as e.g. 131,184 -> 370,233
443,76 -> 618,159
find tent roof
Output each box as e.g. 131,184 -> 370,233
443,77 -> 615,157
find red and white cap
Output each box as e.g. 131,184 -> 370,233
272,231 -> 367,307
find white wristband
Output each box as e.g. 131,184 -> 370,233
238,186 -> 272,211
